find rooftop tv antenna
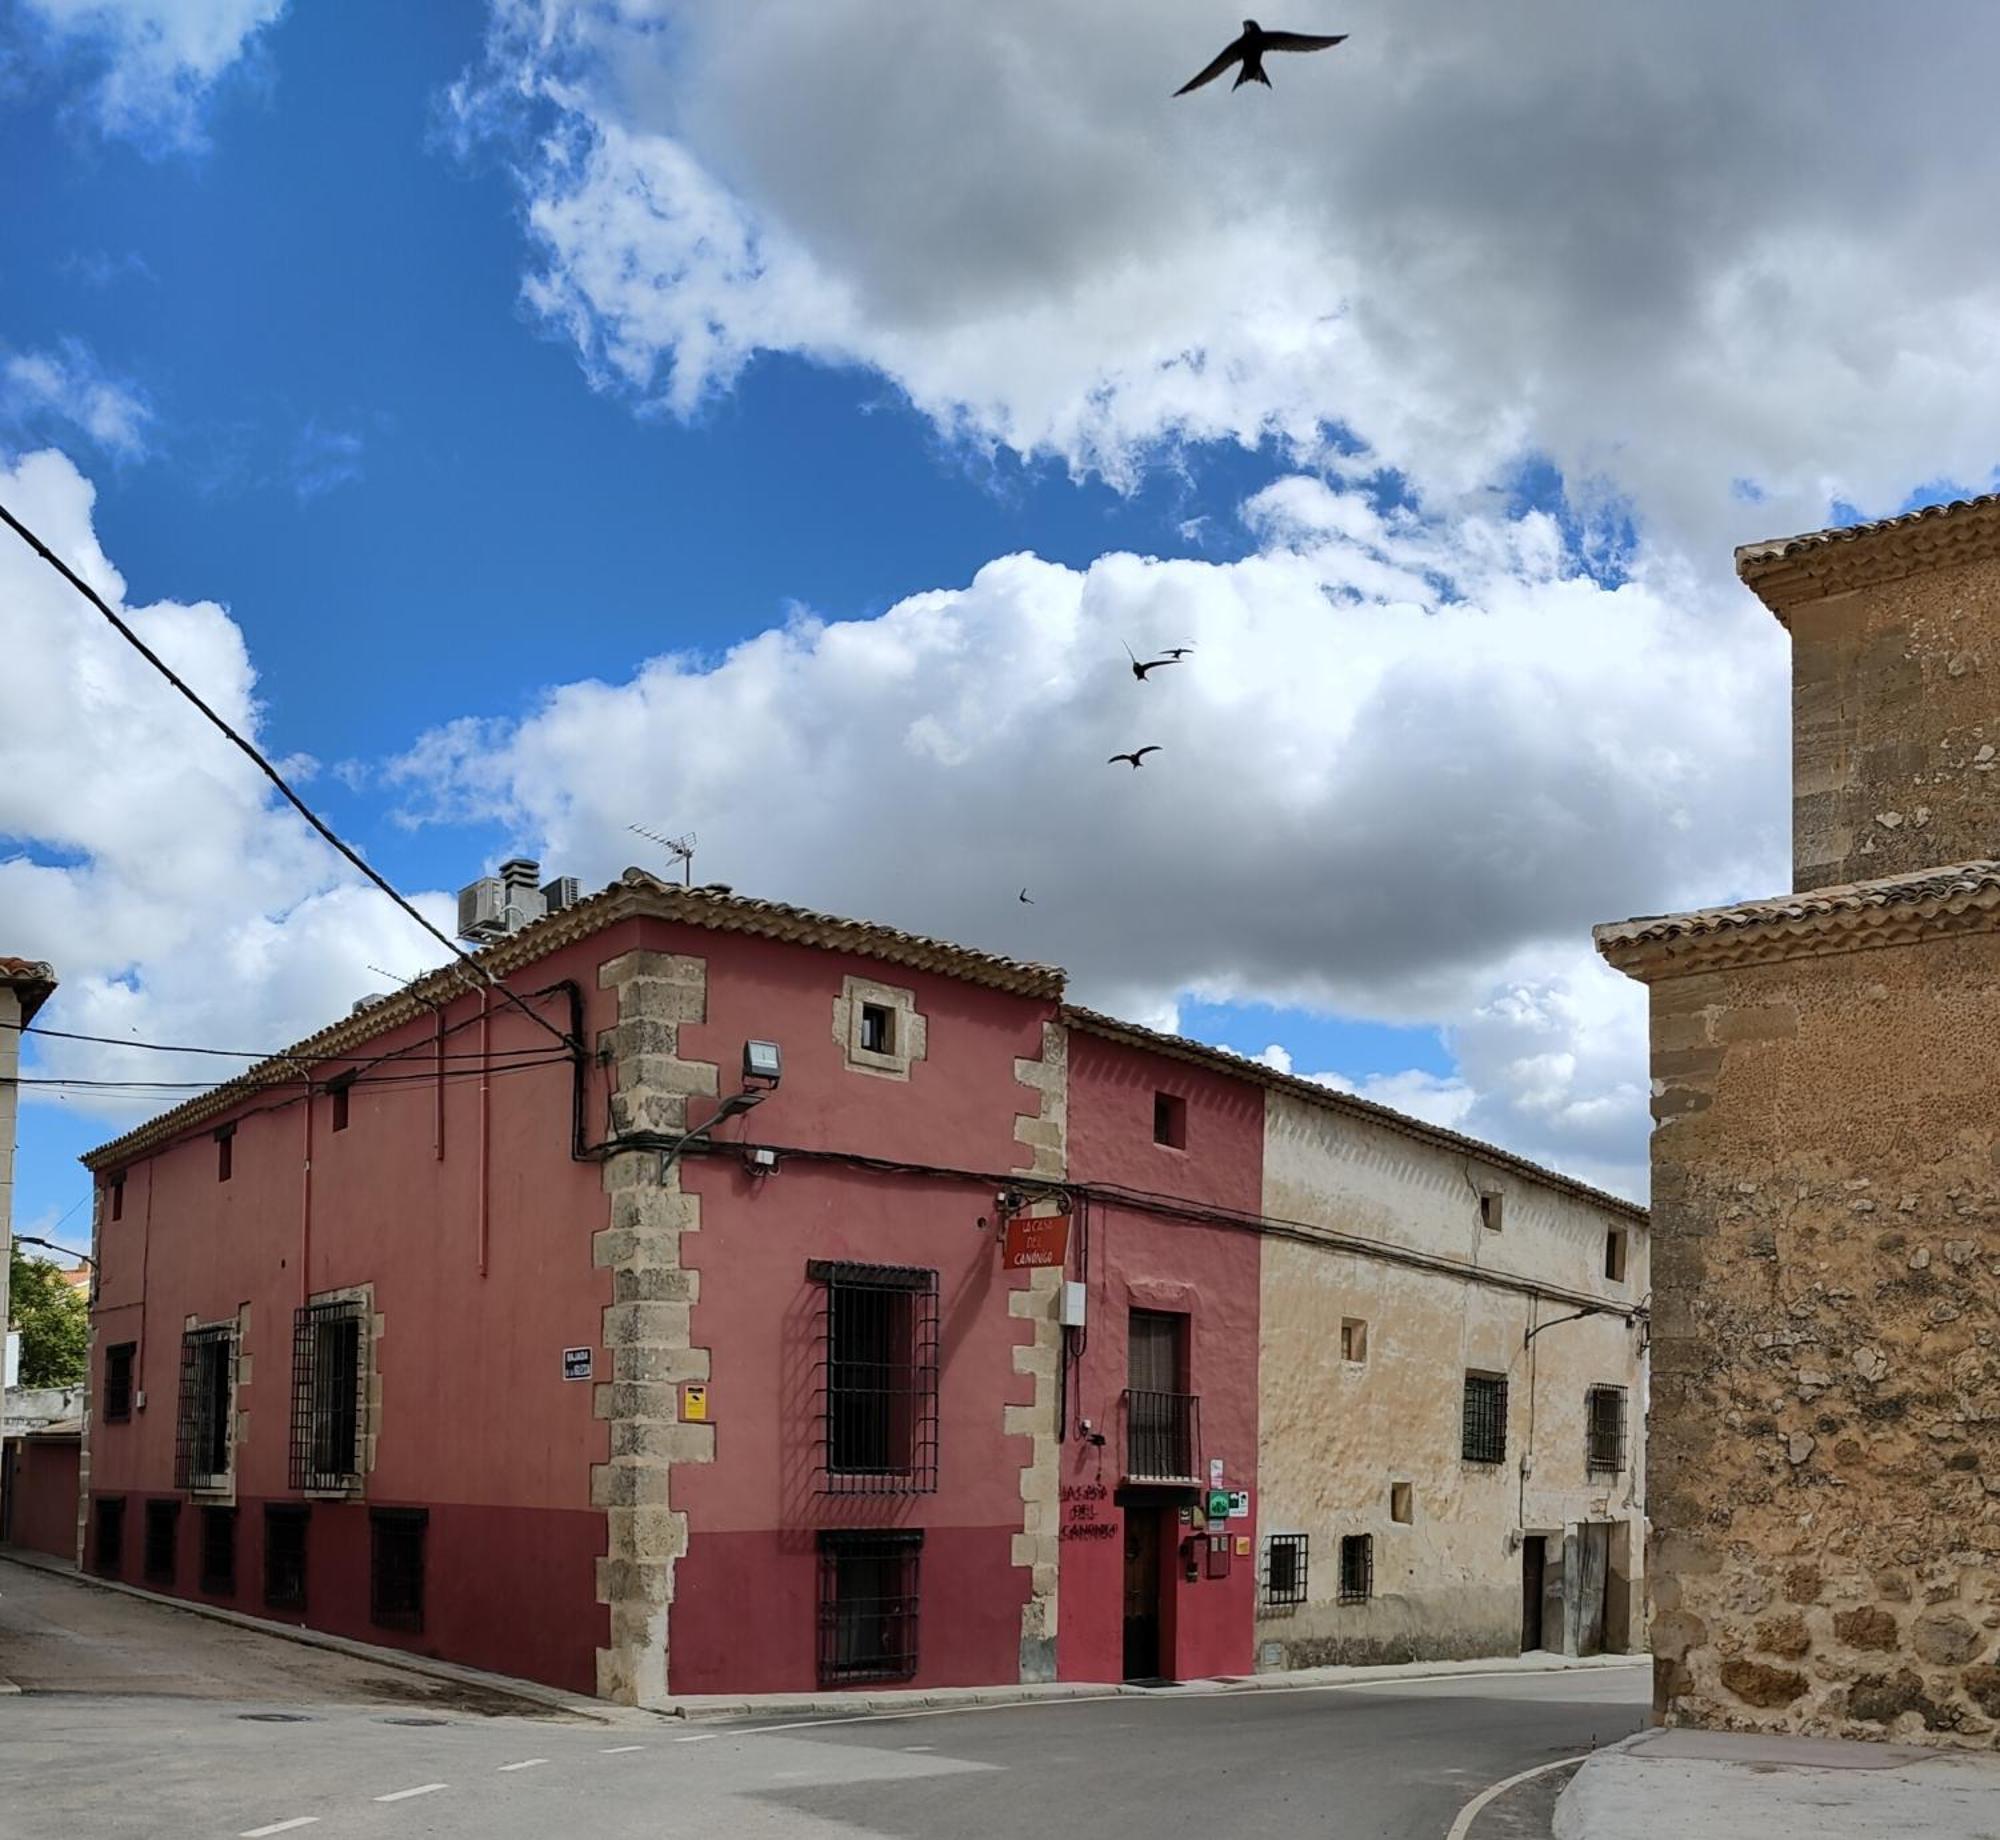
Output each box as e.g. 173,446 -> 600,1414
629,823 -> 697,887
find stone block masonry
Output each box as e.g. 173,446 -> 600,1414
591,949 -> 716,1708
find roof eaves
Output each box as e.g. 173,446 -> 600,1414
0,956 -> 58,1027
1061,1006 -> 1647,1223
1736,493 -> 2000,623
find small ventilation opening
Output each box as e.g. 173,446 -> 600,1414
215,1125 -> 234,1183
1152,1091 -> 1187,1149
1479,1192 -> 1503,1233
1391,1481 -> 1413,1524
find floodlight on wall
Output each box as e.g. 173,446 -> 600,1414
743,1040 -> 782,1087
657,1039 -> 783,1178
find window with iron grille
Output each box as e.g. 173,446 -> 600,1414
1586,1385 -> 1628,1474
816,1530 -> 921,1685
291,1299 -> 367,1492
1462,1372 -> 1508,1465
370,1508 -> 427,1631
1263,1533 -> 1308,1607
1338,1533 -> 1373,1604
264,1505 -> 309,1612
143,1499 -> 179,1586
175,1324 -> 235,1491
104,1341 -> 136,1422
94,1497 -> 125,1577
810,1261 -> 939,1494
199,1506 -> 237,1595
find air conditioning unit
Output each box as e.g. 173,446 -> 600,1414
458,876 -> 508,942
541,876 -> 582,915
350,993 -> 391,1016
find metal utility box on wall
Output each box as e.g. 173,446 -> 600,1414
1060,1281 -> 1087,1328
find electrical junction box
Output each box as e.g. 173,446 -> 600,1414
1059,1282 -> 1087,1328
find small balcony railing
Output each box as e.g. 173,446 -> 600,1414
1123,1388 -> 1201,1484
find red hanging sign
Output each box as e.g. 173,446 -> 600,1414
1001,1212 -> 1072,1271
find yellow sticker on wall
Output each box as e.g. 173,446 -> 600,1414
681,1383 -> 709,1422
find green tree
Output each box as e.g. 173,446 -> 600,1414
8,1244 -> 88,1388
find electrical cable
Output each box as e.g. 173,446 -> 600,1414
0,495 -> 576,1055
5,1055 -> 572,1095
6,1017 -> 570,1063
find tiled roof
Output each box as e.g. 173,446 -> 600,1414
1062,1007 -> 1646,1223
81,873 -> 1062,1170
1596,861 -> 2000,970
1736,493 -> 2000,620
0,955 -> 57,1026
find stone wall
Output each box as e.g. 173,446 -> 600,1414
1643,925 -> 2000,1744
1785,550 -> 2000,889
591,948 -> 716,1707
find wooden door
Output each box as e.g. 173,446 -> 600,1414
1521,1536 -> 1545,1652
1122,1508 -> 1163,1680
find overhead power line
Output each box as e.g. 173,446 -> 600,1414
0,498 -> 576,1055
5,1018 -> 570,1064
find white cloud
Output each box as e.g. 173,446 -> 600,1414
456,0 -> 2000,551
2,340 -> 152,460
290,419 -> 365,502
0,447 -> 455,1120
20,0 -> 286,150
389,473 -> 1789,1197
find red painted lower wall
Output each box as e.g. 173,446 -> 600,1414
84,1493 -> 606,1696
5,1439 -> 80,1559
670,1525 -> 1024,1695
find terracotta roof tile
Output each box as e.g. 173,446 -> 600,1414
1736,493 -> 2000,620
0,955 -> 57,1025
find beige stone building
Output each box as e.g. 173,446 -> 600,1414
1256,1086 -> 1648,1668
1598,494 -> 2000,1745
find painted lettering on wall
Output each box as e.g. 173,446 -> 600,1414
1060,1480 -> 1116,1542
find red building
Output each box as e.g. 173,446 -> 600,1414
76,867 -> 1643,1703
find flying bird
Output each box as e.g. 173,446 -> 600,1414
1018,888 -> 1035,905
1161,645 -> 1195,659
1174,21 -> 1348,95
1125,643 -> 1182,681
1108,746 -> 1163,769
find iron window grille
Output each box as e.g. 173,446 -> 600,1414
264,1505 -> 309,1612
1338,1533 -> 1373,1604
175,1324 -> 235,1491
143,1499 -> 180,1586
370,1508 -> 427,1631
810,1261 -> 940,1494
1462,1372 -> 1509,1465
1122,1389 -> 1201,1483
1586,1385 -> 1628,1474
1263,1533 -> 1309,1607
291,1299 -> 367,1492
94,1497 -> 125,1577
199,1506 -> 237,1595
816,1529 -> 921,1685
104,1341 -> 136,1422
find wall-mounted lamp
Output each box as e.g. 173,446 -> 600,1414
743,1040 -> 782,1087
658,1039 -> 784,1178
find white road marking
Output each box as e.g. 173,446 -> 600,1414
901,1745 -> 937,1752
673,1733 -> 716,1743
600,1745 -> 646,1754
1443,1754 -> 1587,1840
374,1783 -> 449,1803
240,1822 -> 319,1838
497,1759 -> 548,1772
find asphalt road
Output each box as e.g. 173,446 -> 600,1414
1,1559 -> 1650,1840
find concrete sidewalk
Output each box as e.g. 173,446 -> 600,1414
1555,1727 -> 2000,1839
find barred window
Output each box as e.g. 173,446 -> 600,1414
817,1530 -> 921,1685
291,1298 -> 367,1492
175,1324 -> 234,1491
1263,1533 -> 1308,1607
264,1505 -> 309,1612
199,1506 -> 237,1595
1462,1372 -> 1508,1465
94,1496 -> 126,1577
1338,1534 -> 1373,1604
810,1261 -> 939,1494
370,1508 -> 426,1631
1586,1385 -> 1628,1474
144,1498 -> 179,1586
104,1341 -> 136,1422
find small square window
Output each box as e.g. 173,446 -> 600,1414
1391,1481 -> 1413,1524
104,1342 -> 136,1422
1264,1533 -> 1308,1607
1604,1228 -> 1628,1283
143,1499 -> 179,1587
199,1506 -> 237,1595
1338,1534 -> 1373,1604
330,1076 -> 353,1133
1153,1092 -> 1187,1149
817,1529 -> 921,1684
859,1004 -> 894,1056
1340,1318 -> 1368,1364
216,1125 -> 234,1183
1479,1192 -> 1503,1233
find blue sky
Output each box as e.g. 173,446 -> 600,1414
9,0 -> 1996,1255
